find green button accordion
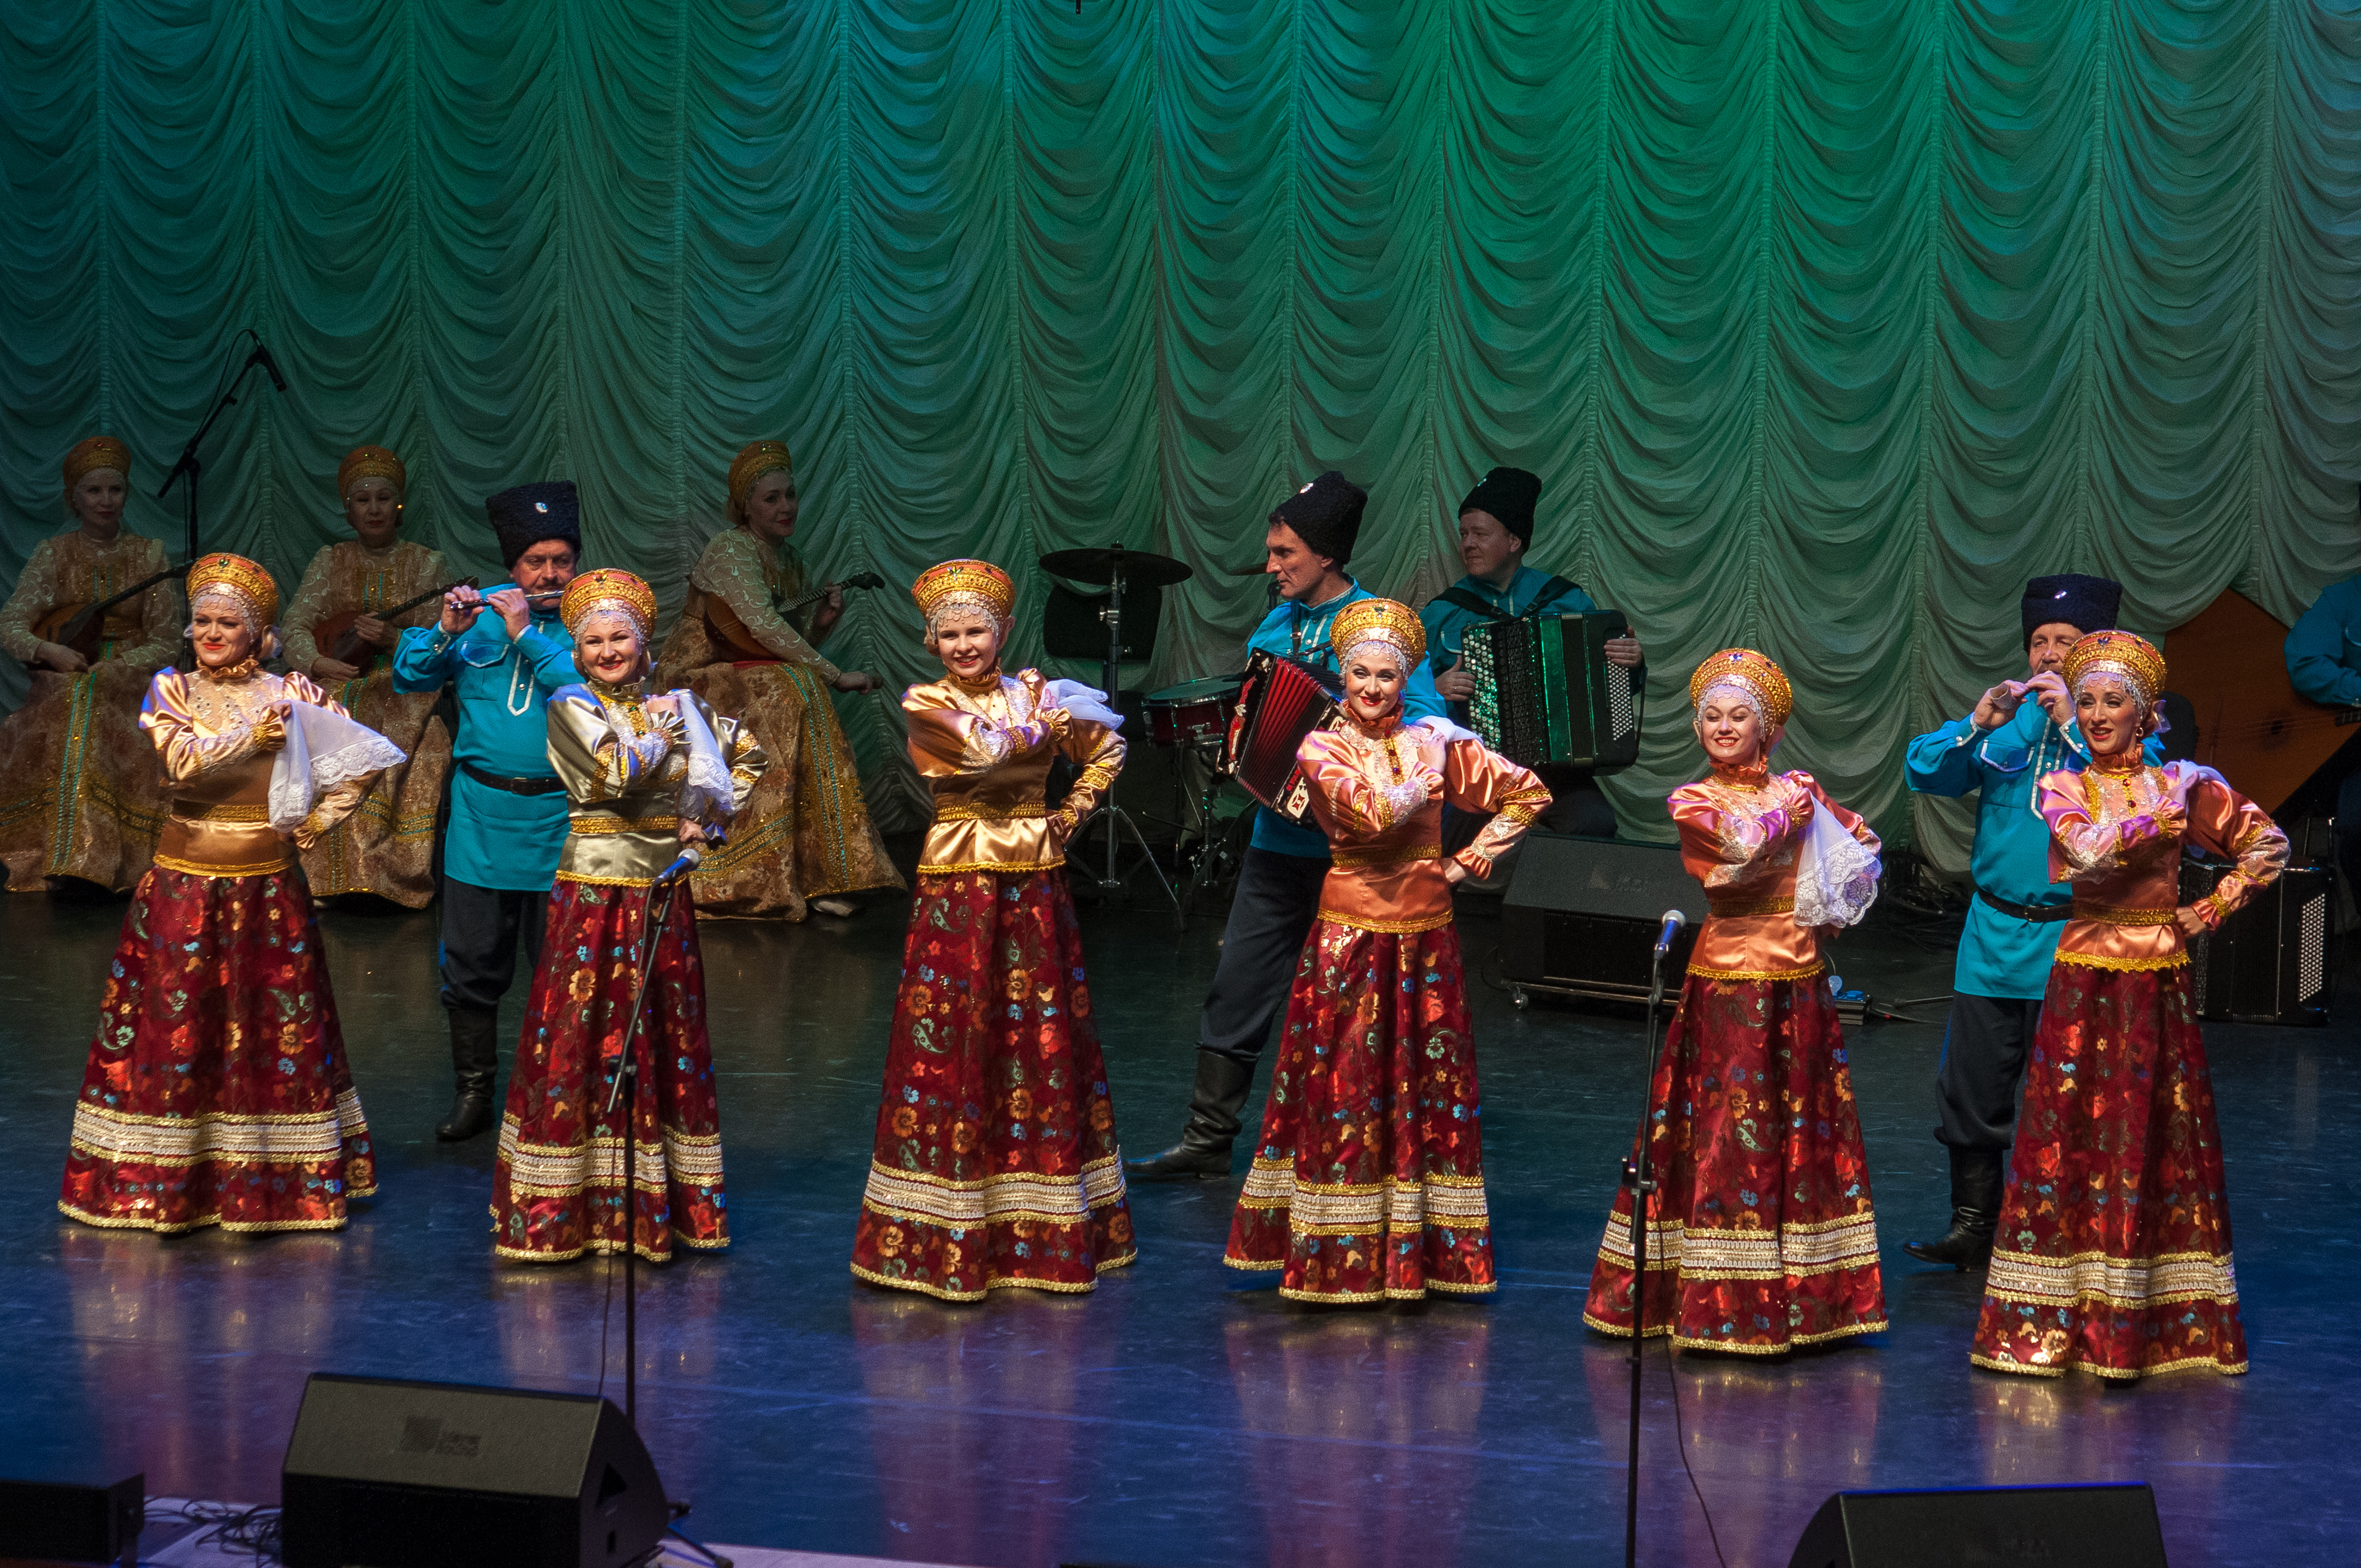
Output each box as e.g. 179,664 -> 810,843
1462,609 -> 1642,772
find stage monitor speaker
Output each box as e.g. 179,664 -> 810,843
1788,1482 -> 2168,1568
0,1472 -> 142,1567
1499,834 -> 1705,1004
280,1375 -> 668,1568
2182,858 -> 2332,1025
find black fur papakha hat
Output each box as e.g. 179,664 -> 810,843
1270,470 -> 1367,568
2021,574 -> 2123,641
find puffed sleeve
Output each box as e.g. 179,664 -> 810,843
281,546 -> 340,674
1802,774 -> 1881,853
1441,732 -> 1552,873
1298,732 -> 1426,840
2182,769 -> 2289,928
2039,769 -> 2173,881
1668,782 -> 1802,876
688,691 -> 769,819
139,671 -> 272,785
0,537 -> 62,663
1051,714 -> 1125,841
902,683 -> 1058,778
692,530 -> 841,680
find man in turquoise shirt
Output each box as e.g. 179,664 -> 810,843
2283,574 -> 2361,897
391,481 -> 581,1142
1900,573 -> 2159,1270
1419,466 -> 1642,840
1129,471 -> 1445,1180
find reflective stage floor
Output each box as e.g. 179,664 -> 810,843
2,870 -> 2352,1567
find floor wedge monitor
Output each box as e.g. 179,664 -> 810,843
281,1374 -> 668,1568
1788,1482 -> 2169,1567
0,1471 -> 142,1567
1499,833 -> 1705,1005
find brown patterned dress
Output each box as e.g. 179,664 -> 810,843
0,529 -> 179,891
281,539 -> 453,905
655,525 -> 901,918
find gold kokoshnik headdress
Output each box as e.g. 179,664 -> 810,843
2063,629 -> 2166,709
560,569 -> 658,638
727,439 -> 793,517
1330,597 -> 1426,671
62,435 -> 132,492
338,445 -> 406,500
1689,647 -> 1794,729
186,553 -> 280,631
913,558 -> 1015,633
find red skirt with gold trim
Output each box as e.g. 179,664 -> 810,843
59,867 -> 376,1233
491,879 -> 727,1264
852,868 -> 1134,1300
1584,969 -> 1885,1352
1222,917 -> 1493,1303
1973,959 -> 2245,1379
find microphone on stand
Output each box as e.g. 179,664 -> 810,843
245,340 -> 289,393
1652,907 -> 1687,957
654,843 -> 702,887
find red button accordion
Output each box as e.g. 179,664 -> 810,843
1217,650 -> 1348,825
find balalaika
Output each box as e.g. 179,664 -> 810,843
1217,651 -> 1348,825
1462,609 -> 1642,772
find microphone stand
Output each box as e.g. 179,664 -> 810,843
600,854 -> 694,1427
156,344 -> 282,564
1622,914 -> 1682,1568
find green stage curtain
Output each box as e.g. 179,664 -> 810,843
3,1 -> 2357,851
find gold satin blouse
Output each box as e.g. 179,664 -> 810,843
1297,717 -> 1549,934
1670,765 -> 1881,981
546,679 -> 768,888
281,539 -> 447,676
0,530 -> 178,668
2039,759 -> 2287,971
141,666 -> 369,877
904,668 -> 1124,876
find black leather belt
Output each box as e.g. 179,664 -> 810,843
461,761 -> 565,797
1977,887 -> 2073,924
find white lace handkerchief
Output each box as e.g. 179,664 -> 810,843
268,703 -> 407,831
1794,799 -> 1882,929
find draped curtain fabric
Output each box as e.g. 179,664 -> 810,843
3,1 -> 2357,852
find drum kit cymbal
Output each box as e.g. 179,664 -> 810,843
1037,544 -> 1253,915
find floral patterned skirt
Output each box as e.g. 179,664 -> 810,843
299,673 -> 449,907
1223,918 -> 1493,1303
1584,970 -> 1885,1353
491,878 -> 727,1264
59,867 -> 375,1233
1973,959 -> 2245,1380
852,868 -> 1134,1300
0,660 -> 167,892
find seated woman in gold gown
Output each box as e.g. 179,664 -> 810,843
0,437 -> 180,894
654,439 -> 901,919
281,445 -> 454,906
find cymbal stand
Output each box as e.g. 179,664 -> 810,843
1087,561 -> 1178,915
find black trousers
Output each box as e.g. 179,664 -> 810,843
1933,992 -> 2045,1152
438,876 -> 549,1014
1197,847 -> 1331,1065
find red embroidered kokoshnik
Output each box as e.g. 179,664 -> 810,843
61,867 -> 376,1233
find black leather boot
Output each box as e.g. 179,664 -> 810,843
436,1006 -> 501,1142
1124,1052 -> 1255,1182
1902,1147 -> 2006,1270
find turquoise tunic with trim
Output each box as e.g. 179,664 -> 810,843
1416,565 -> 1596,676
1905,702 -> 2162,1000
1245,581 -> 1445,859
392,609 -> 578,891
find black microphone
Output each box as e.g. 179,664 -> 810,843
654,843 -> 702,886
245,341 -> 289,393
1652,908 -> 1687,956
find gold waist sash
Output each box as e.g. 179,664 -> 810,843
1331,842 -> 1442,871
2072,902 -> 2178,927
1709,895 -> 1794,919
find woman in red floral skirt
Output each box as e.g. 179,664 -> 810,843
851,558 -> 1135,1300
1584,648 -> 1888,1353
1221,598 -> 1549,1303
61,553 -> 394,1234
490,569 -> 766,1264
1973,630 -> 2284,1379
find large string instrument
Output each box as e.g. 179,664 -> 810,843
701,571 -> 886,662
310,576 -> 477,674
30,561 -> 187,662
2166,587 -> 2361,814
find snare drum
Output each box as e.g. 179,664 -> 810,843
1143,675 -> 1243,748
